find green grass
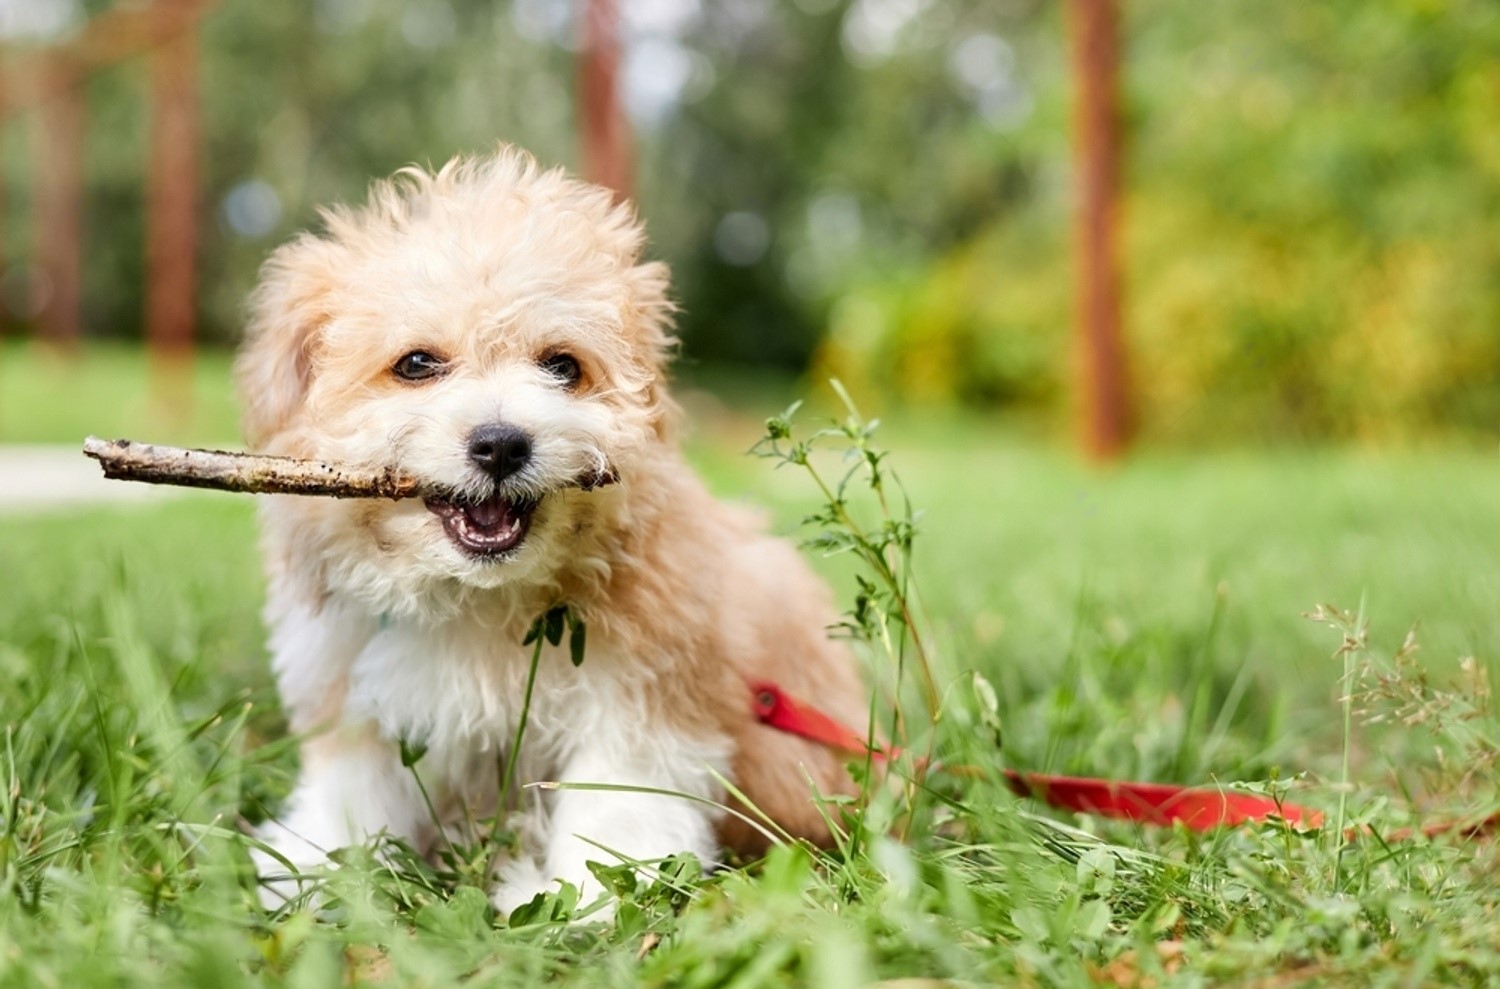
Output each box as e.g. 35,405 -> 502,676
3,388 -> 1499,985
0,341 -> 244,447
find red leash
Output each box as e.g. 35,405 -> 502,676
751,681 -> 1499,837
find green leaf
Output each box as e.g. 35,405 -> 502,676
504,891 -> 548,928
1076,848 -> 1117,897
1010,906 -> 1051,945
587,860 -> 638,899
551,879 -> 579,919
569,617 -> 587,667
971,671 -> 1003,750
658,851 -> 703,887
544,605 -> 567,646
1075,898 -> 1112,940
759,843 -> 814,897
398,736 -> 429,768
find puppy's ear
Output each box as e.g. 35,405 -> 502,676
235,234 -> 341,448
628,259 -> 680,437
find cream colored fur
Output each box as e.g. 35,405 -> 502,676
238,147 -> 866,913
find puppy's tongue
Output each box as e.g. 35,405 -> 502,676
425,493 -> 534,557
463,497 -> 512,530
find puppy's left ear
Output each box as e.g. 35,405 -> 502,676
628,259 -> 680,437
235,233 -> 341,449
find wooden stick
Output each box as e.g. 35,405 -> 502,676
81,437 -> 424,499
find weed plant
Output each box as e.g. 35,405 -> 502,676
1,403 -> 1498,986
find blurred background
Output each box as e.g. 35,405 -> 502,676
5,6 -> 1500,978
1,0 -> 1497,451
0,0 -> 1498,811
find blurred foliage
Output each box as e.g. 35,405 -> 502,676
809,0 -> 1500,442
1,0 -> 1497,442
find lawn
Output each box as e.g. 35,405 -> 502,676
0,341 -> 244,448
2,369 -> 1499,986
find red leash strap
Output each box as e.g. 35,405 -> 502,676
751,683 -> 875,756
751,681 -> 1500,838
752,681 -> 1320,831
1001,773 -> 1322,829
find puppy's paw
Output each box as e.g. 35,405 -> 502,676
491,857 -> 613,923
249,822 -> 329,911
489,856 -> 548,917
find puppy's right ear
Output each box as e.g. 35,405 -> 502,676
235,235 -> 340,448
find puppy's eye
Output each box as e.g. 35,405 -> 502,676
393,351 -> 447,382
539,353 -> 582,387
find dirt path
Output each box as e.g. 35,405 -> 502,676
0,445 -> 186,513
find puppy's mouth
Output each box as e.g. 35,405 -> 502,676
424,493 -> 537,559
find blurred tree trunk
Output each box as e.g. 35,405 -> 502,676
577,0 -> 632,202
35,64 -> 83,350
0,120 -> 7,340
2,0 -> 211,355
146,3 -> 201,412
1067,0 -> 1131,460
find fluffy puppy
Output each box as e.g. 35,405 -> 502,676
238,147 -> 867,912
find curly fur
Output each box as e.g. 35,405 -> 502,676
239,146 -> 866,912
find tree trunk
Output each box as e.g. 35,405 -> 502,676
1067,0 -> 1131,460
577,0 -> 632,202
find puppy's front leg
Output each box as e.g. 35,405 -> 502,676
253,591 -> 427,905
254,727 -> 428,906
493,729 -> 729,916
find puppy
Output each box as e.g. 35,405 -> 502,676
237,147 -> 867,912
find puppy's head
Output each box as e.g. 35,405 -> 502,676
236,148 -> 675,607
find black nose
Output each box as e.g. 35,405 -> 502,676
467,424 -> 532,481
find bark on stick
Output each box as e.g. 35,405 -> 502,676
81,437 -> 424,499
